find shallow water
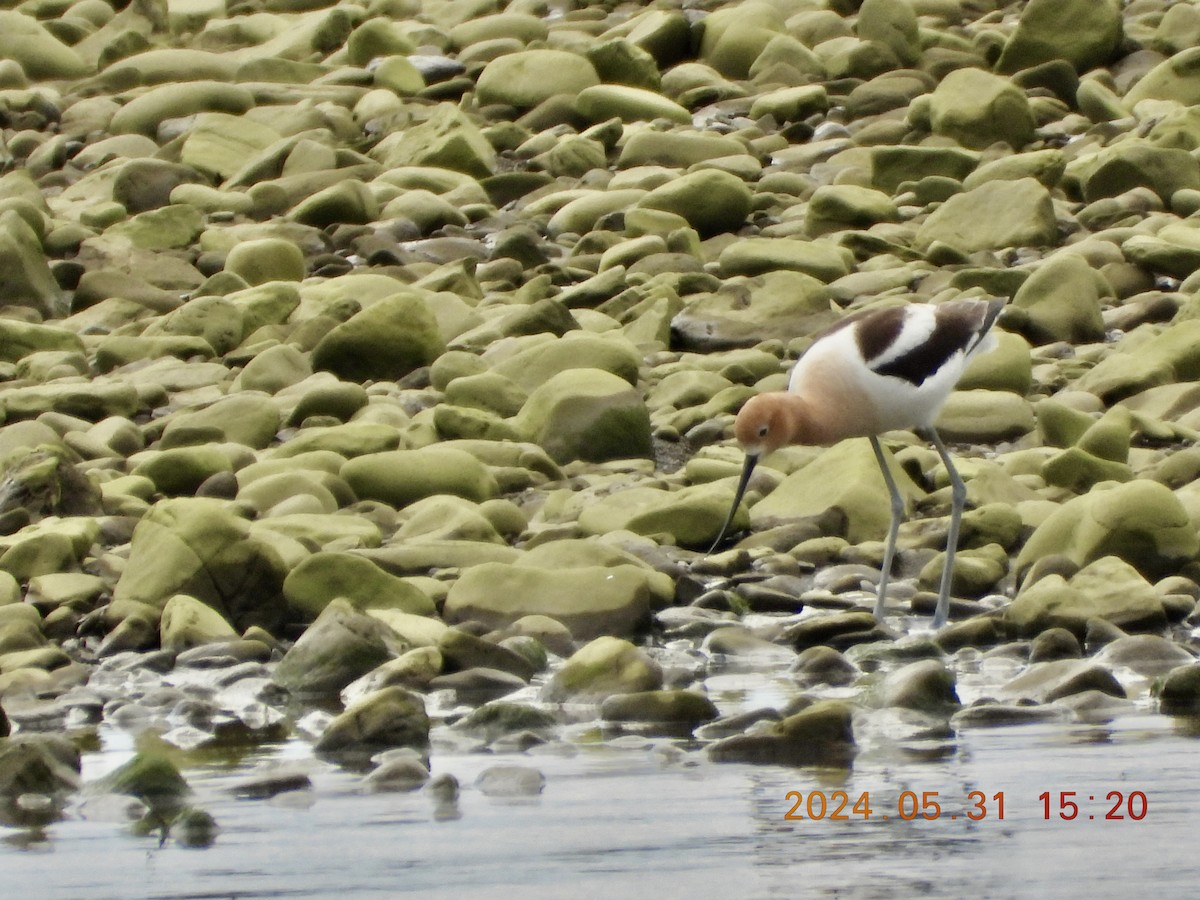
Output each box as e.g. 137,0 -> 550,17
5,707 -> 1199,900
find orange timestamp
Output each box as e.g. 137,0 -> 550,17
784,790 -> 1004,821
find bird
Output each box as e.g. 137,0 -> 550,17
708,296 -> 1006,629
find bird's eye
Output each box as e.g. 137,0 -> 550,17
757,425 -> 769,438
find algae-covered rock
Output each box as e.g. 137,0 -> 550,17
341,447 -> 499,508
1008,253 -> 1107,345
283,551 -> 436,621
708,700 -> 856,767
600,690 -> 719,726
996,0 -> 1121,75
476,50 -> 599,109
159,593 -> 238,652
929,68 -> 1034,150
637,169 -> 752,237
748,439 -> 921,543
915,178 -> 1057,254
0,734 -> 80,798
94,747 -> 190,810
224,238 -> 306,285
314,686 -> 429,756
369,103 -> 496,177
312,292 -> 445,382
1006,557 -> 1168,637
0,210 -> 67,318
545,636 -> 663,700
879,660 -> 961,713
444,563 -> 655,640
514,368 -> 653,464
113,498 -> 289,632
1016,480 -> 1198,584
275,598 -> 408,696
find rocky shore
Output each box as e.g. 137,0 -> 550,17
3,0 -> 1200,845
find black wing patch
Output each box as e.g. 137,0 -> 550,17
857,300 -> 1001,387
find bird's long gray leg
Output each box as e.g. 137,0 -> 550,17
923,427 -> 965,629
869,436 -> 905,622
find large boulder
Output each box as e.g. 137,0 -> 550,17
113,498 -> 289,632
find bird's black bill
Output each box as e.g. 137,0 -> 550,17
707,453 -> 759,554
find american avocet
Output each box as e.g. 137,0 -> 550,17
709,297 -> 1006,629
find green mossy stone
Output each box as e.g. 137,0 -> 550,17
805,184 -> 898,237
232,343 -> 312,394
288,179 -> 379,228
113,497 -> 288,632
600,689 -> 719,725
718,237 -> 853,281
0,319 -> 84,364
271,423 -> 402,459
871,145 -> 978,193
283,551 -> 435,621
1006,557 -> 1167,638
370,103 -> 497,177
225,239 -> 306,285
576,84 -> 690,125
1123,46 -> 1200,107
749,84 -> 828,122
491,333 -> 641,392
1077,319 -> 1200,402
1014,480 -> 1199,582
0,210 -> 68,319
697,3 -> 784,79
274,597 -> 408,696
514,367 -> 653,465
576,482 -> 746,548
314,685 -> 429,754
109,81 -> 255,136
857,0 -> 920,66
162,393 -> 281,450
617,131 -> 750,168
996,0 -> 1120,74
936,390 -> 1035,443
585,38 -> 661,91
1068,142 -> 1200,205
962,150 -> 1066,191
475,50 -> 599,110
1009,253 -> 1107,345
0,11 -> 88,80
1042,447 -> 1134,493
445,564 -> 656,641
2,380 -> 141,421
312,292 -> 444,382
545,189 -> 647,238
750,439 -> 922,544
345,18 -> 416,66
394,494 -> 506,544
545,636 -> 663,699
341,447 -> 499,508
160,593 -> 238,652
1036,398 -> 1097,448
637,169 -> 753,237
707,699 -> 856,767
145,294 -> 244,355
879,659 -> 961,713
180,112 -> 281,180
915,178 -> 1057,254
132,446 -> 233,496
929,68 -> 1035,150
917,544 -> 1007,600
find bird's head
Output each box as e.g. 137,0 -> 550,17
733,393 -> 793,459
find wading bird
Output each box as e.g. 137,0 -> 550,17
708,297 -> 1006,629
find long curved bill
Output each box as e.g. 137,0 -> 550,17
707,452 -> 759,554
